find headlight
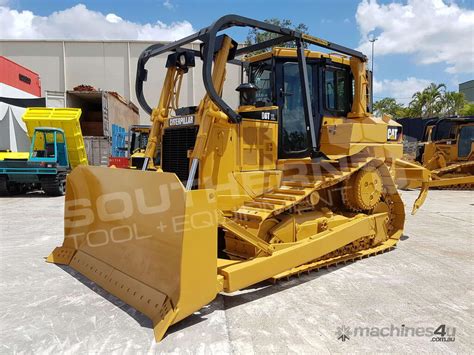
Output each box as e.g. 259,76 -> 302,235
179,54 -> 186,66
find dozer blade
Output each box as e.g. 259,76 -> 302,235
47,165 -> 219,341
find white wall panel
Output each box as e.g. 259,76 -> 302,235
1,40 -> 241,123
0,41 -> 64,93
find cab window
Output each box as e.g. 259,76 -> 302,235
324,67 -> 351,114
281,62 -> 313,154
458,125 -> 474,158
249,61 -> 273,105
31,131 -> 56,158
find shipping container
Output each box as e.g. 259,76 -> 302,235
65,89 -> 140,165
83,136 -> 110,166
66,90 -> 139,138
45,91 -> 66,108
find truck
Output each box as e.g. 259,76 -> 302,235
0,108 -> 88,196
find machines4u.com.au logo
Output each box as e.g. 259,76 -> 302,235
336,324 -> 456,342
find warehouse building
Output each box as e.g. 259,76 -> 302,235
0,40 -> 241,121
459,80 -> 474,103
0,56 -> 44,152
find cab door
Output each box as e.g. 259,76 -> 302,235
457,124 -> 474,160
275,60 -> 316,158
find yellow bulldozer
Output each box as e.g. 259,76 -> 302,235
47,15 -> 440,341
395,117 -> 474,191
417,117 -> 473,189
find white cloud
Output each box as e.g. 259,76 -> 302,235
0,3 -> 194,40
105,13 -> 123,24
374,77 -> 432,104
356,0 -> 474,74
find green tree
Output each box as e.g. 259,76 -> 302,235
373,97 -> 408,118
407,83 -> 466,117
408,83 -> 446,118
441,91 -> 466,116
245,18 -> 309,54
461,103 -> 474,116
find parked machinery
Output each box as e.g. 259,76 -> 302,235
0,108 -> 87,196
128,124 -> 152,169
396,117 -> 474,190
47,15 -> 440,341
420,117 -> 473,188
108,124 -> 151,169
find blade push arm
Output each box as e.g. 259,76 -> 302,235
142,36 -> 234,179
186,35 -> 234,189
142,66 -> 185,170
142,67 -> 176,170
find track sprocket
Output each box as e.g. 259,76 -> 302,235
342,165 -> 383,211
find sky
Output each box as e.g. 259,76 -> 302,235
1,0 -> 473,104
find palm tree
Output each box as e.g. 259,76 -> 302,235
373,97 -> 407,118
408,91 -> 425,117
409,83 -> 446,118
441,91 -> 465,116
423,83 -> 446,117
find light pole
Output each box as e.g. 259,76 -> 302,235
369,36 -> 378,111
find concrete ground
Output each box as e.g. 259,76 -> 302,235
0,190 -> 472,354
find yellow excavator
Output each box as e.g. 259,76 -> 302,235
47,15 -> 442,341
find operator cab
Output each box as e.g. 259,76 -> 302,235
243,48 -> 356,158
128,124 -> 151,156
458,123 -> 474,158
431,118 -> 474,159
30,128 -> 68,167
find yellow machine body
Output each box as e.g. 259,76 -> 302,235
421,120 -> 473,186
47,17 -> 434,341
423,121 -> 473,168
396,119 -> 474,190
0,151 -> 30,160
127,124 -> 152,169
